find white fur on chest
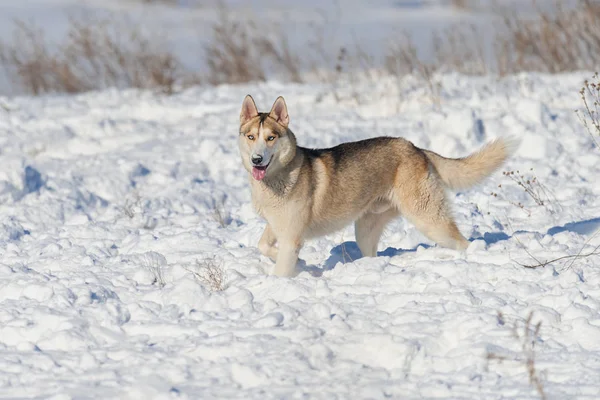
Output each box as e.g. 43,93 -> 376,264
249,178 -> 308,237
251,182 -> 290,218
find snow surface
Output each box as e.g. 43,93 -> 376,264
1,72 -> 600,399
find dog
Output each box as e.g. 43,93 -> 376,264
238,95 -> 519,277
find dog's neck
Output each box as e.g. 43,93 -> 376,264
258,157 -> 301,196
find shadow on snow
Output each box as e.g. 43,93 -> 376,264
297,217 -> 600,276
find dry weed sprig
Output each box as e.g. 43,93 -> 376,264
503,214 -> 600,271
519,243 -> 600,269
490,189 -> 532,217
210,196 -> 230,228
495,0 -> 600,76
341,242 -> 354,264
122,192 -> 142,219
510,231 -> 545,269
119,192 -> 158,230
3,2 -> 600,96
385,32 -> 442,108
140,251 -> 167,288
487,311 -> 546,400
316,40 -> 384,106
490,169 -> 557,215
204,3 -> 303,85
518,230 -> 600,270
450,0 -> 471,10
0,14 -> 187,95
502,169 -> 548,207
338,225 -> 355,264
576,72 -> 600,149
186,258 -> 225,291
432,24 -> 488,76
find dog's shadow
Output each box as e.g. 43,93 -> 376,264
546,217 -> 600,236
298,241 -> 430,277
477,216 -> 600,244
297,217 -> 600,277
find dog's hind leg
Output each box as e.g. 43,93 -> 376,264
406,211 -> 469,250
355,208 -> 399,257
393,165 -> 469,251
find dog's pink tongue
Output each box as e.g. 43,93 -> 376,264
252,167 -> 266,180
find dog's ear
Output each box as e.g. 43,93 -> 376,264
268,96 -> 289,127
240,95 -> 258,125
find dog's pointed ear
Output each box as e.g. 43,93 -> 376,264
240,95 -> 258,125
268,96 -> 289,127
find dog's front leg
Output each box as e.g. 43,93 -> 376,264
273,238 -> 302,277
258,223 -> 278,261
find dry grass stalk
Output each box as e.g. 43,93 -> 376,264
141,251 -> 167,288
385,1 -> 600,91
490,169 -> 557,215
385,33 -> 441,107
487,311 -> 547,400
3,2 -> 600,97
120,192 -> 158,230
306,6 -> 386,106
432,24 -> 488,75
494,0 -> 600,75
501,169 -> 550,207
517,229 -> 600,270
341,242 -> 354,263
326,43 -> 383,105
450,0 -> 472,10
576,72 -> 600,149
123,192 -> 142,219
0,14 -> 187,95
0,20 -> 57,95
210,195 -> 230,228
204,3 -> 302,85
519,242 -> 600,269
187,258 -> 225,291
503,215 -> 600,272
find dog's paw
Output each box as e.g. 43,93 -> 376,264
466,239 -> 487,254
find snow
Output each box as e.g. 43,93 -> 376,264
1,71 -> 600,399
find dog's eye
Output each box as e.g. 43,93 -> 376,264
247,135 -> 255,140
267,136 -> 275,141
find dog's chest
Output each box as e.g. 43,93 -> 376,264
251,188 -> 285,218
250,183 -> 301,224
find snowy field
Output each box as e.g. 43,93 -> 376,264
1,71 -> 600,399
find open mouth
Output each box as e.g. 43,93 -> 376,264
251,158 -> 271,181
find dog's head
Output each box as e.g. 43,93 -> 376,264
238,95 -> 296,181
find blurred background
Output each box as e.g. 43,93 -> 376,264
0,0 -> 594,97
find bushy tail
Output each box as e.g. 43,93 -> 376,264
423,137 -> 521,190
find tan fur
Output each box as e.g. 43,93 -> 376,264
422,138 -> 521,190
238,95 -> 519,277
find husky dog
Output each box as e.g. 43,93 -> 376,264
238,95 -> 518,277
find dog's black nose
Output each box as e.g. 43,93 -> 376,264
251,154 -> 263,165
